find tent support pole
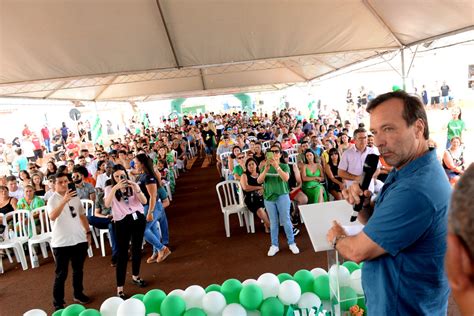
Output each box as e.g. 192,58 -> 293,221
199,69 -> 207,90
401,49 -> 406,90
406,45 -> 419,77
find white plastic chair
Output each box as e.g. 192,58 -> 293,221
219,151 -> 232,169
216,181 -> 253,237
262,141 -> 271,151
81,199 -> 99,248
0,210 -> 30,271
163,181 -> 172,201
288,153 -> 298,164
285,148 -> 297,155
28,206 -> 52,268
81,199 -> 111,257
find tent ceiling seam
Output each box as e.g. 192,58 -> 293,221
362,0 -> 403,48
155,0 -> 181,68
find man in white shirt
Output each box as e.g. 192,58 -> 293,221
6,176 -> 23,200
95,162 -> 112,190
338,128 -> 382,192
47,172 -> 92,311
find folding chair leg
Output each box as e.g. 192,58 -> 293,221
87,246 -> 93,258
248,211 -> 255,233
100,233 -> 106,257
90,226 -> 99,249
242,211 -> 250,233
6,249 -> 13,263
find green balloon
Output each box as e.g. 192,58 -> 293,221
357,296 -> 367,314
143,289 -> 167,314
131,293 -> 145,301
392,85 -> 401,91
260,297 -> 284,316
340,287 -> 358,311
183,308 -> 207,316
359,262 -> 364,268
161,295 -> 186,316
205,284 -> 221,293
342,261 -> 360,274
239,284 -> 263,310
294,269 -> 314,293
62,304 -> 86,316
78,309 -> 101,316
277,273 -> 293,283
221,278 -> 242,304
313,275 -> 330,301
52,310 -> 64,316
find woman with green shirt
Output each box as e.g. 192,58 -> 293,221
446,107 -> 465,149
257,145 -> 299,257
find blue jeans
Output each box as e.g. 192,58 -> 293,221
87,215 -> 118,258
441,96 -> 449,109
44,138 -> 51,152
144,202 -> 169,254
264,194 -> 294,248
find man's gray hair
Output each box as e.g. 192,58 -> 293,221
449,163 -> 474,259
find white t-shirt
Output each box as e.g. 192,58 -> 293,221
9,187 -> 24,200
95,173 -> 111,190
47,193 -> 87,248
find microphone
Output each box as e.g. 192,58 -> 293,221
350,153 -> 379,222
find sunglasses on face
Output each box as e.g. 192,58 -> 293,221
270,150 -> 280,154
237,156 -> 244,160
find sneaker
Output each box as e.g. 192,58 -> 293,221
73,294 -> 91,304
293,227 -> 300,237
117,291 -> 127,299
156,246 -> 171,263
289,243 -> 300,255
132,277 -> 147,287
267,245 -> 279,257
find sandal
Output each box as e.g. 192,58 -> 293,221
117,291 -> 126,299
146,253 -> 157,264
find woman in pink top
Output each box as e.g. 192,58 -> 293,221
104,164 -> 147,299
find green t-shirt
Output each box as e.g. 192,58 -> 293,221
233,165 -> 244,177
447,119 -> 465,140
261,163 -> 290,201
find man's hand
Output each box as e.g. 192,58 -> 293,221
62,189 -> 77,203
342,182 -> 372,205
326,220 -> 347,245
86,232 -> 92,246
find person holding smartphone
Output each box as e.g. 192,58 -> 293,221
104,164 -> 147,298
257,145 -> 299,256
47,172 -> 92,311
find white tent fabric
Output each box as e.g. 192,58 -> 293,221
0,0 -> 472,101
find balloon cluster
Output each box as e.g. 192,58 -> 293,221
25,263 -> 366,316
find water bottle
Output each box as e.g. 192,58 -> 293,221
8,229 -> 14,240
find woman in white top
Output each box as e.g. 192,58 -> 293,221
104,164 -> 147,299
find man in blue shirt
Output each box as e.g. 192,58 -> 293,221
327,91 -> 451,315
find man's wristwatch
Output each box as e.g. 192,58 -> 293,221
332,234 -> 347,249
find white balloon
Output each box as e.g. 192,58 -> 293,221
242,278 -> 258,286
202,291 -> 227,314
247,310 -> 261,316
310,267 -> 328,279
117,298 -> 146,316
184,285 -> 206,310
147,313 -> 160,316
100,296 -> 124,316
168,289 -> 185,299
350,269 -> 364,294
257,273 -> 280,299
328,265 -> 351,288
278,280 -> 301,305
23,309 -> 47,316
297,292 -> 322,309
222,303 -> 247,316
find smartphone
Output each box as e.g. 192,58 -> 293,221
266,151 -> 274,160
68,182 -> 76,192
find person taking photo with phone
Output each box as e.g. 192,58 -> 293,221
47,172 -> 92,311
104,164 -> 148,298
257,145 -> 299,257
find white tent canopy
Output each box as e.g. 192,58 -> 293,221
0,0 -> 473,101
